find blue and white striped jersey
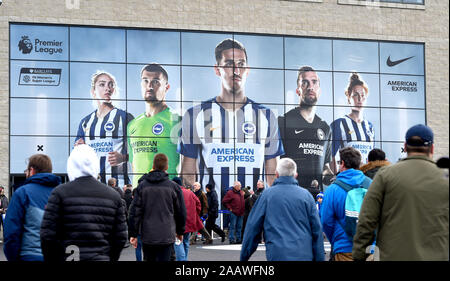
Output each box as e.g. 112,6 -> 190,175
178,97 -> 284,203
75,108 -> 134,187
330,115 -> 375,164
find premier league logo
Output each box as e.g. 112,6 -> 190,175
317,128 -> 325,140
104,121 -> 115,132
242,122 -> 256,136
152,123 -> 164,135
18,36 -> 33,54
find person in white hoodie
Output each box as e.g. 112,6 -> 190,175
40,144 -> 128,261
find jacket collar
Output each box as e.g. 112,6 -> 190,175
272,176 -> 298,187
359,160 -> 391,173
402,154 -> 435,164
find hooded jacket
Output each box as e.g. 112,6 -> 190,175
128,170 -> 186,245
3,173 -> 61,261
180,186 -> 204,233
359,160 -> 391,179
40,144 -> 128,261
240,176 -> 324,261
321,168 -> 372,255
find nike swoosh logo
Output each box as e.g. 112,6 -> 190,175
386,56 -> 414,67
210,126 -> 221,132
295,130 -> 304,134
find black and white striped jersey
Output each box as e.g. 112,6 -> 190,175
330,115 -> 375,164
178,97 -> 284,201
75,107 -> 134,186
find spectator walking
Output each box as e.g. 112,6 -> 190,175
172,177 -> 204,260
240,158 -> 324,261
107,177 -> 124,198
306,180 -> 320,200
191,182 -> 213,245
222,181 -> 245,244
40,144 -> 128,261
353,124 -> 449,261
205,184 -> 226,243
359,148 -> 391,179
128,153 -> 186,261
242,180 -> 265,236
320,147 -> 372,261
131,188 -> 143,261
3,154 -> 61,261
0,185 -> 9,243
123,184 -> 133,211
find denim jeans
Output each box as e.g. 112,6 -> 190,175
135,235 -> 143,261
228,213 -> 243,242
174,232 -> 191,261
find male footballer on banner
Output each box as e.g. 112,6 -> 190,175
127,63 -> 181,188
178,38 -> 284,205
75,71 -> 134,186
278,66 -> 334,191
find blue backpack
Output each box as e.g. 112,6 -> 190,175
334,177 -> 372,239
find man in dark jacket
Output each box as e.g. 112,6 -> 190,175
0,185 -> 9,241
3,154 -> 61,261
240,158 -> 324,261
123,184 -> 133,211
222,181 -> 245,244
40,144 -> 128,261
128,153 -> 186,261
205,184 -> 226,243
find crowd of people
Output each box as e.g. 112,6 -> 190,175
0,124 -> 448,262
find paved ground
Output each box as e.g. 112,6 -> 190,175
0,236 -> 331,261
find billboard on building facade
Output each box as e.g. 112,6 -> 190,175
10,23 -> 426,201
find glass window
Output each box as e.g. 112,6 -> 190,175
10,98 -> 69,136
285,37 -> 332,71
11,61 -> 69,98
10,136 -> 69,174
10,24 -> 68,61
333,40 -> 379,73
127,30 -> 180,65
70,27 -> 125,62
9,24 -> 427,180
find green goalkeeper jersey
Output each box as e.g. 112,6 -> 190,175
127,107 -> 181,187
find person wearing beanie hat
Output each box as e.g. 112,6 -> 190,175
41,144 -> 128,261
353,124 -> 449,261
316,192 -> 323,218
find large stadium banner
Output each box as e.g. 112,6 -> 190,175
10,23 -> 426,197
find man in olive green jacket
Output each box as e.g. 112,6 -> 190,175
353,124 -> 449,261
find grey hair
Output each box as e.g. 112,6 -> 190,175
276,158 -> 297,177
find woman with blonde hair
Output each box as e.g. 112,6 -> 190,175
74,71 -> 134,186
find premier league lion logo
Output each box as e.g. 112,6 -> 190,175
18,36 -> 33,54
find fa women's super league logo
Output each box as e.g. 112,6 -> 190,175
18,36 -> 33,54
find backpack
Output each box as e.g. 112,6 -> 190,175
334,177 -> 372,240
